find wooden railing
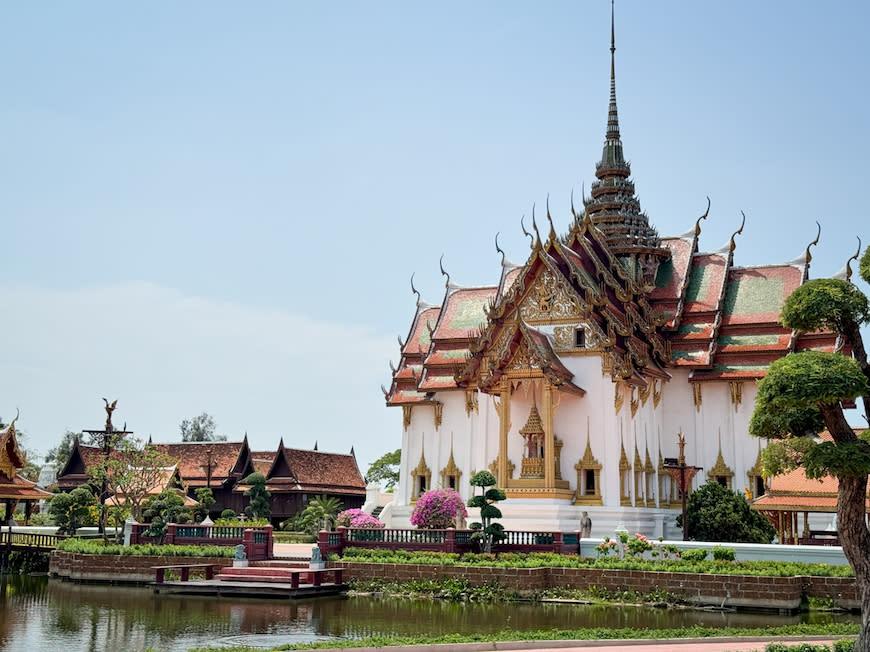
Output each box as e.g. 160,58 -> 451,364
0,531 -> 62,551
319,527 -> 581,558
130,524 -> 274,560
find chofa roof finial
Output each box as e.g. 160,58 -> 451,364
520,214 -> 533,247
439,254 -> 450,287
729,211 -> 746,253
546,193 -> 557,243
494,232 -> 506,265
844,236 -> 862,283
410,273 -> 421,302
805,220 -> 821,265
695,196 -> 711,237
531,203 -> 542,249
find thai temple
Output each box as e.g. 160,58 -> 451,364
382,8 -> 842,538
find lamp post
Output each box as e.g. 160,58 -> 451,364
662,432 -> 702,541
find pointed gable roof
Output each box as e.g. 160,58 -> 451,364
264,439 -> 365,495
153,439 -> 252,488
0,418 -> 24,480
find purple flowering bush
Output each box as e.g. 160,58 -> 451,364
410,488 -> 467,529
335,508 -> 384,529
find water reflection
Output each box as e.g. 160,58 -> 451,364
0,575 -> 860,652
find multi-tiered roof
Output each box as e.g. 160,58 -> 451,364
384,8 -> 838,408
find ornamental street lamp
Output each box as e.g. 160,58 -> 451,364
662,432 -> 702,541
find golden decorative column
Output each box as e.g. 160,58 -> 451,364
543,383 -> 555,489
497,380 -> 511,486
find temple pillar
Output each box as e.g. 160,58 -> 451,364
543,383 -> 555,489
497,380 -> 511,486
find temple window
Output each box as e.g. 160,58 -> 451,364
574,329 -> 586,348
574,434 -> 602,506
708,440 -> 734,490
746,442 -> 766,499
410,450 -> 432,503
633,446 -> 645,507
439,446 -> 462,492
619,440 -> 632,507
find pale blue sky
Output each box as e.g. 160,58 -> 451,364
2,2 -> 868,471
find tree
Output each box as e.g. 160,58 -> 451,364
88,438 -> 178,526
45,430 -> 79,471
366,449 -> 401,489
676,481 -> 775,543
410,488 -> 467,529
179,412 -> 227,442
299,495 -> 343,533
242,472 -> 271,521
48,486 -> 95,535
142,489 -> 191,543
467,470 -> 506,553
194,487 -> 216,522
750,270 -> 870,649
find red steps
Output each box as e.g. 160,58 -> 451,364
218,566 -> 343,587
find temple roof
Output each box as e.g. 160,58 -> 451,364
258,440 -> 366,495
154,440 -> 252,488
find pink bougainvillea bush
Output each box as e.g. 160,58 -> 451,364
335,508 -> 384,529
410,488 -> 468,529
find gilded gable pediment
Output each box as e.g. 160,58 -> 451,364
519,268 -> 587,323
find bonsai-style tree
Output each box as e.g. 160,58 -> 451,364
750,268 -> 870,648
142,489 -> 191,543
676,480 -> 775,543
48,486 -> 95,536
467,470 -> 506,553
242,472 -> 271,521
410,488 -> 467,529
194,487 -> 216,522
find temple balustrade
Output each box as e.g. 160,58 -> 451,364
318,526 -> 581,558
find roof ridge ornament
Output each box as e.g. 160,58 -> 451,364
834,236 -> 862,282
804,220 -> 821,266
439,255 -> 450,288
546,194 -> 557,243
410,273 -> 421,303
520,214 -> 534,248
728,211 -> 746,254
531,204 -> 543,250
495,232 -> 506,265
695,196 -> 711,237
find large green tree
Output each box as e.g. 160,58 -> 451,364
45,430 -> 79,471
676,481 -> 775,543
179,412 -> 227,442
750,265 -> 870,649
366,449 -> 401,489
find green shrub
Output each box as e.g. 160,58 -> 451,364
833,640 -> 856,652
679,548 -> 708,563
220,509 -> 236,519
765,645 -> 833,652
711,545 -> 736,561
54,538 -> 235,557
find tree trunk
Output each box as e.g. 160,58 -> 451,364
844,322 -> 870,423
821,404 -> 870,649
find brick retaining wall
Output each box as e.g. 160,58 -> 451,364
50,551 -> 234,583
330,561 -> 860,612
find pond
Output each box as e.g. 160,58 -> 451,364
0,575 -> 860,652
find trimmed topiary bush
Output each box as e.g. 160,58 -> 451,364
411,488 -> 467,529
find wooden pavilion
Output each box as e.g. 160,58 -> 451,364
0,415 -> 51,525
